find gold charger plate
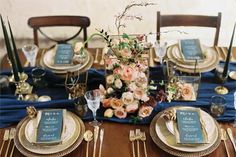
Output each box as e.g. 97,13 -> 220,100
150,106 -> 221,157
167,44 -> 219,73
40,51 -> 94,77
43,47 -> 90,71
14,111 -> 85,157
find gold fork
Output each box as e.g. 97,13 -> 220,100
5,128 -> 16,157
129,130 -> 136,157
0,130 -> 9,155
140,132 -> 147,157
221,128 -> 230,157
135,129 -> 141,157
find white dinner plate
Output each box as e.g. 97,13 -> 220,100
167,44 -> 219,73
155,107 -> 219,152
43,47 -> 90,71
18,111 -> 80,154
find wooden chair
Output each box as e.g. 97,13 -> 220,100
28,16 -> 90,47
156,12 -> 221,46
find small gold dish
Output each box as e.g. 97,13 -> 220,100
24,94 -> 38,101
229,71 -> 236,80
214,86 -> 229,95
38,95 -> 51,102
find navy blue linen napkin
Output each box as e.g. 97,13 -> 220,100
0,66 -> 235,128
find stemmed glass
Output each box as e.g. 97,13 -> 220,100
154,41 -> 167,64
22,44 -> 38,67
84,90 -> 101,126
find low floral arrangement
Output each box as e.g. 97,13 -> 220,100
166,77 -> 197,102
99,33 -> 157,119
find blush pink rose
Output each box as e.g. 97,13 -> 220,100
138,105 -> 153,118
121,66 -> 134,81
134,87 -> 145,100
114,108 -> 127,119
125,101 -> 139,113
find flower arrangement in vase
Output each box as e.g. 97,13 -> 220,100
78,2 -> 158,120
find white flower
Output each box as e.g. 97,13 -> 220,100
128,82 -> 137,91
74,42 -> 83,53
107,87 -> 114,94
106,75 -> 115,84
122,92 -> 134,105
114,79 -> 122,89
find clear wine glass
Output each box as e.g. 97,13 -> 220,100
84,89 -> 101,126
154,41 -> 167,64
22,44 -> 38,67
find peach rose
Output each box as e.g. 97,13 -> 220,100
122,92 -> 134,105
138,105 -> 153,118
181,83 -> 194,100
110,98 -> 124,109
125,101 -> 139,113
102,98 -> 111,108
114,108 -> 127,119
104,108 -> 114,118
106,75 -> 115,84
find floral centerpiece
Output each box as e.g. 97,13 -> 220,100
77,2 -> 159,120
99,33 -> 156,119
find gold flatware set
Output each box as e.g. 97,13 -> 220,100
84,126 -> 105,157
0,128 -> 16,157
129,129 -> 147,157
221,127 -> 236,157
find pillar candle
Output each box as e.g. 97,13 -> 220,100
222,22 -> 236,78
8,20 -> 23,73
0,15 -> 19,82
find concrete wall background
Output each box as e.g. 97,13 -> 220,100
0,0 -> 236,60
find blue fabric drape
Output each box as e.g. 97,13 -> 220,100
0,65 -> 235,128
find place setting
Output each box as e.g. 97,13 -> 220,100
149,106 -> 222,157
39,42 -> 94,77
14,107 -> 85,157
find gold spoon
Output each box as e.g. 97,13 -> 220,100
84,130 -> 93,157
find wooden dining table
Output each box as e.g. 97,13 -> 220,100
0,47 -> 236,157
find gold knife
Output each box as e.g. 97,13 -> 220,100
221,128 -> 230,157
98,128 -> 104,157
227,128 -> 236,152
93,126 -> 99,157
0,130 -> 9,155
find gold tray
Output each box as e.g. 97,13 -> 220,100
14,112 -> 85,157
150,106 -> 221,157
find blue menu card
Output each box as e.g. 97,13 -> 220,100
180,39 -> 204,61
176,109 -> 204,144
37,109 -> 64,143
54,44 -> 73,65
